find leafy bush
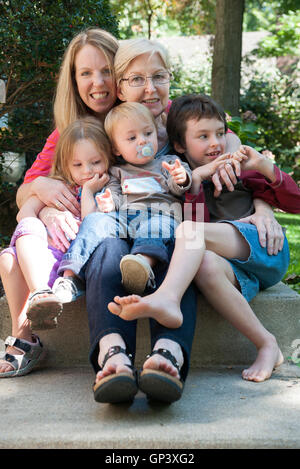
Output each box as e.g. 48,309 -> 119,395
240,61 -> 300,182
0,0 -> 118,240
0,0 -> 118,156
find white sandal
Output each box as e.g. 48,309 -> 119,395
0,335 -> 45,378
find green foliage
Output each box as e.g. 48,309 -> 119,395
244,0 -> 300,32
0,0 -> 118,155
275,212 -> 300,294
255,11 -> 300,57
226,116 -> 259,146
169,54 -> 212,99
0,0 -> 118,241
240,64 -> 300,182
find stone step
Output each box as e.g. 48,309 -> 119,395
1,365 -> 300,449
1,282 -> 299,368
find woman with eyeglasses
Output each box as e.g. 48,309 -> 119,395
86,38 -> 285,403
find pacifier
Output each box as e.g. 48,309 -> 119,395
136,142 -> 155,159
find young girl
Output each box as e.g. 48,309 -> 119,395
107,94 -> 300,382
0,116 -> 113,377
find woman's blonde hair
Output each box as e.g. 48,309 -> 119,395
51,116 -> 114,186
104,102 -> 157,147
54,28 -> 119,133
114,38 -> 171,86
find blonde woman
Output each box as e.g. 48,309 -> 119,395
0,28 -> 118,377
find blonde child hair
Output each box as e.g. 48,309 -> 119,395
104,102 -> 157,150
51,116 -> 114,186
54,28 -> 119,133
114,38 -> 171,87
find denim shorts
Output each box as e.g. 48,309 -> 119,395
222,220 -> 290,302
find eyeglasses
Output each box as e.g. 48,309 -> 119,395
120,71 -> 171,87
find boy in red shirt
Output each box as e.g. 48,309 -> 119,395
107,94 -> 300,383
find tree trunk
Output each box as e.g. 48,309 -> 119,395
211,0 -> 245,116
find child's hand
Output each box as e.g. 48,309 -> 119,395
95,188 -> 115,213
82,173 -> 110,193
191,153 -> 242,197
232,145 -> 275,182
162,159 -> 188,185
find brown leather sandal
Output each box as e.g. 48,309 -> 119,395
138,348 -> 184,403
93,346 -> 138,404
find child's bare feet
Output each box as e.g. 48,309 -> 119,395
108,291 -> 183,328
242,338 -> 284,382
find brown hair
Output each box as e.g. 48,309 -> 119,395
167,94 -> 228,150
51,116 -> 114,186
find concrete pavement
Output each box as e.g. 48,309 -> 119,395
0,364 -> 300,449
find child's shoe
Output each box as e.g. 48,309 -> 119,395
120,254 -> 156,295
52,276 -> 85,303
27,288 -> 62,330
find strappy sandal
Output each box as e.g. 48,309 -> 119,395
27,288 -> 63,330
120,254 -> 156,295
139,348 -> 184,403
93,345 -> 138,404
0,335 -> 45,378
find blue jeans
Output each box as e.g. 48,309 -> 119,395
85,237 -> 197,382
58,210 -> 178,279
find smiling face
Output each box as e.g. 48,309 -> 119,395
117,52 -> 170,119
113,115 -> 158,165
178,117 -> 226,169
75,44 -> 116,117
69,138 -> 107,186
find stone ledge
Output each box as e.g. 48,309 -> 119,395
0,282 -> 299,368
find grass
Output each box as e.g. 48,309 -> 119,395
275,212 -> 300,293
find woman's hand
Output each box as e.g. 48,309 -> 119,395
39,207 -> 81,252
31,177 -> 81,216
238,199 -> 284,255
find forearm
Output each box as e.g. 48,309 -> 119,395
253,198 -> 275,216
255,159 -> 276,183
16,181 -> 36,209
16,176 -> 49,209
225,132 -> 241,153
17,196 -> 46,222
190,171 -> 203,195
81,188 -> 98,219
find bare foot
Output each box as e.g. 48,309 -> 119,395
143,339 -> 184,380
95,334 -> 134,384
108,291 -> 183,329
242,339 -> 284,382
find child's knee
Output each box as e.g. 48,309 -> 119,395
196,250 -> 222,286
175,220 -> 204,240
0,252 -> 17,276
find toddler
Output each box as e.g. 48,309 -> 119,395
56,102 -> 192,295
